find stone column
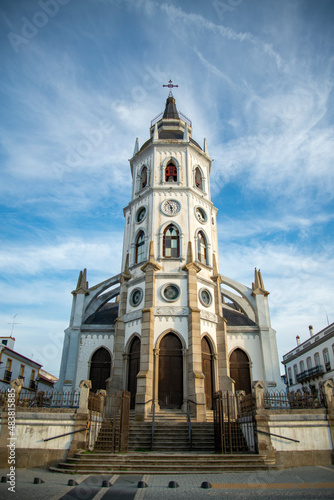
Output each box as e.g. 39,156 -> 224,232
182,242 -> 206,422
253,380 -> 273,457
109,257 -> 131,392
10,378 -> 24,406
323,380 -> 334,460
136,242 -> 161,420
79,380 -> 91,412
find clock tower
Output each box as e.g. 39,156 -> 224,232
109,92 -> 233,421
56,91 -> 284,418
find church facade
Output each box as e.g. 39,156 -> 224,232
56,94 -> 283,421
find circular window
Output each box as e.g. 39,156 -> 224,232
195,206 -> 207,223
130,288 -> 143,307
162,284 -> 181,302
136,206 -> 147,223
199,288 -> 212,307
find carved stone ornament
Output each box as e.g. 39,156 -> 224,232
200,310 -> 218,323
124,310 -> 142,322
155,306 -> 189,316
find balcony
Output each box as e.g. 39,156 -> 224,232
296,365 -> 325,383
29,380 -> 36,390
4,370 -> 12,382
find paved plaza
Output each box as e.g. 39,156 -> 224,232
1,465 -> 334,499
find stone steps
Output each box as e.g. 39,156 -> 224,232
50,452 -> 277,474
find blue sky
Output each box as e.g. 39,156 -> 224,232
0,0 -> 333,377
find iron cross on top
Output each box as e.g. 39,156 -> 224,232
163,80 -> 179,89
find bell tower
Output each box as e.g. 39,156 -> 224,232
56,87 -> 284,408
109,91 -> 233,421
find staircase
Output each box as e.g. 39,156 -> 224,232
50,408 -> 277,473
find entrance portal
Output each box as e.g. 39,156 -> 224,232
128,337 -> 141,409
89,348 -> 111,392
201,336 -> 214,409
158,333 -> 183,409
229,348 -> 251,394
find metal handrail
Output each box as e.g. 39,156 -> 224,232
186,401 -> 192,451
151,401 -> 156,451
254,429 -> 300,443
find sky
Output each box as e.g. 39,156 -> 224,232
0,0 -> 334,377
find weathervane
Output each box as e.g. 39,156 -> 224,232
163,79 -> 178,96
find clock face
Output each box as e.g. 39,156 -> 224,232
195,206 -> 207,223
161,200 -> 181,216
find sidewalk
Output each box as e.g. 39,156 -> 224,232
0,465 -> 333,499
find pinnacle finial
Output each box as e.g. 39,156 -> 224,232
133,137 -> 139,156
252,268 -> 269,296
186,241 -> 193,264
72,268 -> 89,295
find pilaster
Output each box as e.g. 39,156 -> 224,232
182,242 -> 206,421
136,242 -> 161,420
109,257 -> 131,392
211,257 -> 234,392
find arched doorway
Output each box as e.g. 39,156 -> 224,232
128,337 -> 141,409
229,349 -> 251,394
201,336 -> 214,409
89,348 -> 111,392
158,333 -> 183,409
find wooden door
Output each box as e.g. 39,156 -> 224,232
89,348 -> 111,392
128,337 -> 141,409
158,333 -> 183,408
201,337 -> 213,409
229,349 -> 251,394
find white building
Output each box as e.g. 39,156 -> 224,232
56,93 -> 284,420
0,336 -> 41,392
282,323 -> 334,396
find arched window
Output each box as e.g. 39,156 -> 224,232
314,352 -> 320,367
293,364 -> 298,384
197,231 -> 207,264
135,231 -> 145,264
163,224 -> 179,258
195,167 -> 203,190
165,161 -> 177,182
306,357 -> 312,370
323,348 -> 331,371
140,166 -> 148,189
299,360 -> 304,373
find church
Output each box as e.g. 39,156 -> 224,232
56,91 -> 283,421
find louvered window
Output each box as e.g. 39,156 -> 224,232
165,163 -> 177,182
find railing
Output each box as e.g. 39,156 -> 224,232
17,389 -> 80,408
264,390 -> 325,409
186,401 -> 192,452
4,370 -> 12,382
151,402 -> 156,451
213,391 -> 257,454
296,365 -> 325,383
151,111 -> 192,127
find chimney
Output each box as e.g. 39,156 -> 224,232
309,325 -> 314,337
296,335 -> 300,346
